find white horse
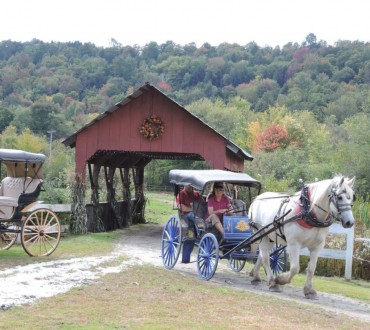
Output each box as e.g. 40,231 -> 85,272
248,176 -> 355,299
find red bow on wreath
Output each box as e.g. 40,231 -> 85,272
139,115 -> 165,140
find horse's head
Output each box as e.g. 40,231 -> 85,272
330,176 -> 355,228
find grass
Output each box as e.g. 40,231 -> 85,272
0,230 -> 124,269
291,274 -> 370,301
145,191 -> 177,224
0,265 -> 369,330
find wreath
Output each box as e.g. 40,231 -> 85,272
139,115 -> 165,140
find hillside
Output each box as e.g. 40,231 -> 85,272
0,36 -> 369,196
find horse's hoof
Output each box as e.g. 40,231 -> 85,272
269,285 -> 282,292
251,279 -> 261,286
305,293 -> 318,300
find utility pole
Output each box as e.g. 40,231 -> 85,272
47,130 -> 56,166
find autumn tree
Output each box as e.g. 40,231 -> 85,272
254,124 -> 290,152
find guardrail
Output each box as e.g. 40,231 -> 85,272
27,203 -> 71,212
300,224 -> 354,280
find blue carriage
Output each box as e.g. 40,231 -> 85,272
161,169 -> 287,280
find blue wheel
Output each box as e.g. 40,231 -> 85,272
197,233 -> 219,280
228,254 -> 246,272
270,244 -> 287,275
161,215 -> 182,269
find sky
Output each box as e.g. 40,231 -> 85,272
1,0 -> 369,48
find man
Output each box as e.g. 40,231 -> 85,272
176,184 -> 201,225
176,184 -> 201,263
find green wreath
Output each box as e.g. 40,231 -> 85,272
139,115 -> 165,140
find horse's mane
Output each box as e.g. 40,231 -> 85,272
308,175 -> 349,210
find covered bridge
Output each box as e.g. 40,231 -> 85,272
63,83 -> 254,231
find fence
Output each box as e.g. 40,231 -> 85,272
146,184 -> 172,192
300,223 -> 354,280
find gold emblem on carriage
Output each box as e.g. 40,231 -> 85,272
236,220 -> 249,231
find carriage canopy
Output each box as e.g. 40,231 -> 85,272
169,169 -> 261,191
0,149 -> 46,178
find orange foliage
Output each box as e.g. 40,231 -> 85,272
156,81 -> 173,92
254,124 -> 290,152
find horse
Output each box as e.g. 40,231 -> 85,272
248,175 -> 355,299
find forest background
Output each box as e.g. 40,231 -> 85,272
0,34 -> 369,209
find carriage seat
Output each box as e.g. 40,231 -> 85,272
0,177 -> 42,207
232,199 -> 247,216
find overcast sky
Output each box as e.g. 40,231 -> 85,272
1,0 -> 369,48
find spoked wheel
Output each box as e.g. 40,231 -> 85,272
270,244 -> 287,275
0,222 -> 18,250
197,233 -> 219,280
21,209 -> 61,257
228,255 -> 246,272
161,215 -> 182,269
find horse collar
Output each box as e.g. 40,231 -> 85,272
297,185 -> 333,228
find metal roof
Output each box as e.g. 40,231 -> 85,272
169,169 -> 261,191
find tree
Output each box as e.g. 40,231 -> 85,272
305,33 -> 317,47
254,124 -> 290,152
0,125 -> 18,148
0,107 -> 14,131
16,128 -> 47,152
337,113 -> 370,196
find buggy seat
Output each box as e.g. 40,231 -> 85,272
0,177 -> 42,218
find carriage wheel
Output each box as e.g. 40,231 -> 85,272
21,209 -> 61,257
0,222 -> 17,250
161,215 -> 182,269
228,255 -> 246,272
197,233 -> 219,280
270,244 -> 287,275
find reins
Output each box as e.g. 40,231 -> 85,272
260,182 -> 341,230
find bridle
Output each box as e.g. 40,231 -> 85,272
328,187 -> 355,223
299,184 -> 334,228
300,184 -> 354,227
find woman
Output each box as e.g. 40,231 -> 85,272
206,182 -> 233,235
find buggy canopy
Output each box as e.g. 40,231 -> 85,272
0,149 -> 46,178
169,169 -> 261,191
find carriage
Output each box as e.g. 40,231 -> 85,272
161,169 -> 356,299
0,149 -> 61,257
161,169 -> 288,280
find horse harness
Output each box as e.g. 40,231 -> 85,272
269,182 -> 350,242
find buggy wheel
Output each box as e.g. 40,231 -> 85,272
197,233 -> 219,280
161,215 -> 182,269
270,244 -> 287,275
228,256 -> 246,272
21,209 -> 61,257
0,222 -> 17,250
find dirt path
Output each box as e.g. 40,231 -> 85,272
1,223 -> 370,323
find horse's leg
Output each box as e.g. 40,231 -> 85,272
259,239 -> 280,291
303,247 -> 322,299
275,244 -> 300,286
250,254 -> 262,284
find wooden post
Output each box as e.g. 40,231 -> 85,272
104,166 -> 120,229
89,163 -> 105,232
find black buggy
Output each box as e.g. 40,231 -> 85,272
161,169 -> 288,280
